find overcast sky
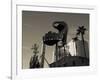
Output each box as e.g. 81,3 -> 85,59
22,11 -> 89,69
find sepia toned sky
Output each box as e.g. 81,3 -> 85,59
22,11 -> 89,69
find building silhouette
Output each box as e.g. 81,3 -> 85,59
50,39 -> 89,67
67,39 -> 89,58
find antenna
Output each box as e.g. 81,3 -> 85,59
31,43 -> 39,55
